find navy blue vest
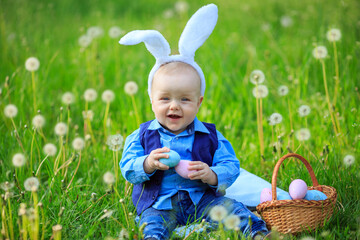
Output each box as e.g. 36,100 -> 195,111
133,120 -> 220,215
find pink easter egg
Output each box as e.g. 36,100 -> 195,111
175,160 -> 196,179
289,179 -> 308,199
260,188 -> 273,203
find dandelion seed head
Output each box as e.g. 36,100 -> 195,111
0,182 -> 15,191
119,228 -> 129,240
72,137 -> 85,151
82,110 -> 94,121
25,57 -> 40,71
163,9 -> 174,19
312,46 -> 328,59
99,209 -> 114,220
209,205 -> 228,222
326,28 -> 341,42
54,122 -> 67,136
298,105 -> 311,117
24,177 -> 40,191
343,154 -> 355,167
43,143 -> 57,156
87,26 -> 104,39
4,104 -> 18,118
223,214 -> 240,230
84,88 -> 97,102
106,134 -> 124,151
52,224 -> 63,232
78,35 -> 92,48
252,85 -> 269,98
295,128 -> 311,141
280,15 -> 293,27
269,113 -> 283,125
103,171 -> 115,185
108,26 -> 124,39
32,114 -> 45,129
101,90 -> 115,103
278,85 -> 289,96
250,70 -> 265,85
12,153 -> 26,167
85,134 -> 91,141
175,1 -> 189,14
62,92 -> 75,105
124,81 -> 138,95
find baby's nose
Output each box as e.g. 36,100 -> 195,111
169,100 -> 180,110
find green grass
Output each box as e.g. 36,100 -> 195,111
0,0 -> 359,239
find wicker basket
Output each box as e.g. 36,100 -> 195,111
256,153 -> 337,235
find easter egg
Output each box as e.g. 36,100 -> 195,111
260,188 -> 292,203
304,190 -> 327,201
159,150 -> 180,168
175,160 -> 196,179
289,179 -> 308,199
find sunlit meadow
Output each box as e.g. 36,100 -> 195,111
0,0 -> 359,239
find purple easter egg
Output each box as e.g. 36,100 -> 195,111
175,160 -> 196,179
289,179 -> 308,199
260,188 -> 273,203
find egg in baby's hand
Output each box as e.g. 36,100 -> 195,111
289,179 -> 308,199
175,160 -> 196,179
159,150 -> 180,168
260,188 -> 292,203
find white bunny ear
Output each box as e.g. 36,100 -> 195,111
178,4 -> 218,58
119,30 -> 171,59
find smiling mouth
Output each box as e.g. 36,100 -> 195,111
167,114 -> 181,119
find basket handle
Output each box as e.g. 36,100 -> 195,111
271,153 -> 322,201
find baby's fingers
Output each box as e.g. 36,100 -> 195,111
154,160 -> 169,170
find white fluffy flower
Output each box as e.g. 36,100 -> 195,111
278,85 -> 289,96
175,1 -> 189,14
25,57 -> 40,72
298,105 -> 311,117
269,113 -> 283,125
103,172 -> 115,185
209,205 -> 228,222
43,143 -> 57,156
106,134 -> 124,151
326,28 -> 341,42
312,46 -> 328,59
0,182 -> 15,191
87,26 -> 104,39
99,209 -> 114,220
252,85 -> 269,98
62,92 -> 75,105
54,122 -> 68,136
280,15 -> 293,27
343,154 -> 355,167
102,90 -> 115,103
163,9 -> 174,19
84,88 -> 98,102
82,110 -> 94,121
12,153 -> 26,167
24,177 -> 40,191
250,70 -> 265,85
4,104 -> 18,118
72,137 -> 85,151
108,26 -> 124,39
295,128 -> 311,141
78,35 -> 92,48
223,214 -> 240,230
124,81 -> 138,95
32,114 -> 45,129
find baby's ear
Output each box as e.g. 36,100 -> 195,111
178,4 -> 218,58
119,30 -> 171,59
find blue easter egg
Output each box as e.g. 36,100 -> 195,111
159,150 -> 180,168
277,192 -> 292,200
304,190 -> 327,201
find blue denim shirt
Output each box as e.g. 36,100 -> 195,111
120,117 -> 240,210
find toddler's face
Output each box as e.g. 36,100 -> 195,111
151,63 -> 203,135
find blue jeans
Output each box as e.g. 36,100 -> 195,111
139,190 -> 269,240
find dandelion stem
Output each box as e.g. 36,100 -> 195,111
66,151 -> 82,192
103,102 -> 110,140
30,128 -> 36,173
10,118 -> 25,152
120,200 -> 130,228
7,197 -> 14,240
259,98 -> 265,157
320,60 -> 340,144
65,106 -> 71,151
332,41 -> 340,106
32,71 -> 37,113
287,96 -> 294,149
131,95 -> 140,126
35,155 -> 50,176
32,190 -> 40,240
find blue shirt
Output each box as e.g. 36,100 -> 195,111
120,117 -> 240,210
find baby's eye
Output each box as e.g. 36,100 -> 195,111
181,98 -> 190,101
161,97 -> 170,100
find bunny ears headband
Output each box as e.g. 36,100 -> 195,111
119,4 -> 218,98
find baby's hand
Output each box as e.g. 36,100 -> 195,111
143,147 -> 170,174
188,161 -> 218,186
